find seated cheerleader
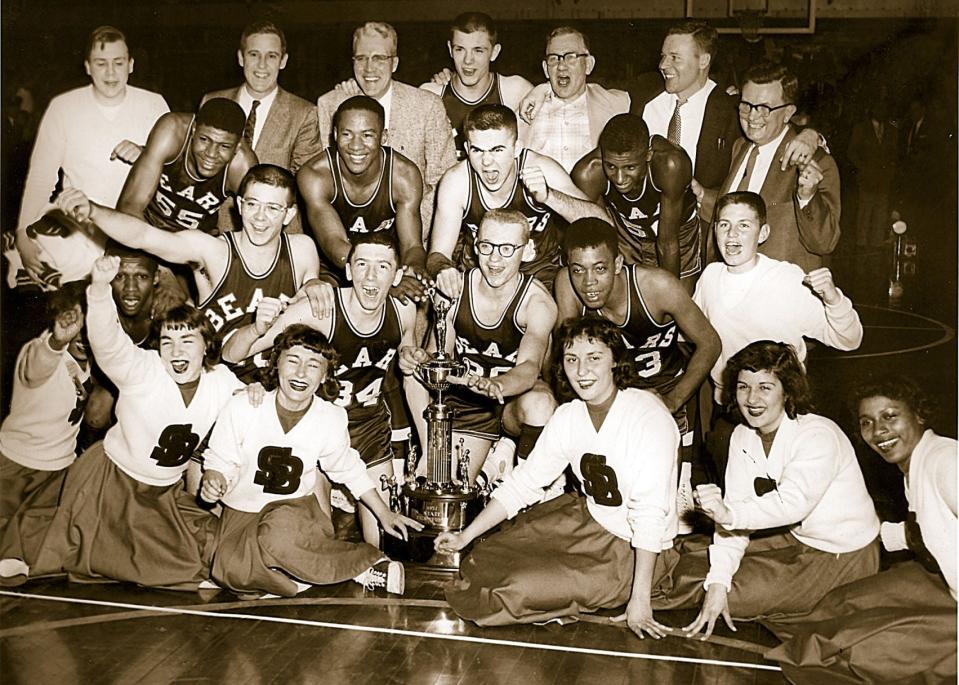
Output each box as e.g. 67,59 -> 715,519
200,324 -> 423,598
651,341 -> 881,639
0,280 -> 90,539
436,316 -> 680,638
0,256 -> 243,590
767,375 -> 956,684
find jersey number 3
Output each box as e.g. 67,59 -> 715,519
253,446 -> 304,495
150,424 -> 200,468
580,453 -> 623,507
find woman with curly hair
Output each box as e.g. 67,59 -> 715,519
651,340 -> 880,640
200,323 -> 422,598
768,375 -> 956,684
437,316 -> 681,639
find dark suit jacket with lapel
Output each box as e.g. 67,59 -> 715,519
628,71 -> 741,191
316,80 -> 457,231
721,127 -> 841,272
203,85 -> 322,233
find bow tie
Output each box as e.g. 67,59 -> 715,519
754,477 -> 778,497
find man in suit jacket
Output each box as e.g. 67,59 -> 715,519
524,26 -> 630,172
203,20 -> 322,233
627,22 -> 738,219
316,21 -> 457,235
628,22 -> 818,228
711,62 -> 840,273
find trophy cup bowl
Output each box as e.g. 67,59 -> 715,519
414,357 -> 464,392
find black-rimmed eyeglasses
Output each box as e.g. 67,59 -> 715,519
738,100 -> 793,119
475,240 -> 524,257
545,52 -> 589,66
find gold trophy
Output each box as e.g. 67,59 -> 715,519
381,285 -> 484,570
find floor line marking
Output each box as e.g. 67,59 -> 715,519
816,304 -> 954,360
0,590 -> 781,672
0,596 -> 451,638
0,593 -> 771,657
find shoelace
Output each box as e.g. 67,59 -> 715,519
358,567 -> 386,591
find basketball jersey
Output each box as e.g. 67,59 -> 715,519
452,270 -> 532,379
442,75 -> 504,160
199,232 -> 298,382
319,146 -> 398,286
329,146 -> 398,238
584,264 -> 685,394
328,289 -> 403,466
144,119 -> 229,235
603,166 -> 701,278
461,149 -> 563,286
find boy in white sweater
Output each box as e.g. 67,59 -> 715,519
15,26 -> 168,286
693,191 -> 863,404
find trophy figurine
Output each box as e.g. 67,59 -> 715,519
381,284 -> 485,570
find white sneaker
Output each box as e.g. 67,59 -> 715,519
353,559 -> 405,595
0,558 -> 29,578
676,461 -> 694,535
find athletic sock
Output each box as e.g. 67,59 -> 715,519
516,423 -> 544,461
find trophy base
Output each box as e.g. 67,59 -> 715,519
382,526 -> 468,571
382,483 -> 484,571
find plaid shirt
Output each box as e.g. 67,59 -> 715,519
527,90 -> 590,171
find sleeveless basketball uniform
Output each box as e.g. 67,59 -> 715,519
447,270 -> 533,439
584,264 -> 687,431
442,75 -> 504,160
603,165 -> 701,279
329,288 -> 403,468
319,146 -> 398,286
144,119 -> 229,235
461,149 -> 563,290
199,232 -> 298,382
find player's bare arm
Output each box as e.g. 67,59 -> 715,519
640,267 -> 720,414
484,280 -> 556,399
499,74 -> 535,113
524,151 -> 608,222
391,155 -> 428,303
116,113 -> 187,218
297,157 -> 353,271
57,188 -> 226,276
225,297 -> 331,363
425,162 -> 470,299
225,141 -> 258,194
552,267 -> 583,328
570,148 -> 607,203
649,137 -> 693,279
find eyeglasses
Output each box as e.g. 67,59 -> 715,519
239,197 -> 287,218
352,54 -> 395,66
738,100 -> 793,119
475,240 -> 524,258
545,51 -> 589,66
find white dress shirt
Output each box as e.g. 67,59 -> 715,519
238,85 -> 278,148
643,79 -> 716,170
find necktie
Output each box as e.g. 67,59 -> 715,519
667,97 -> 686,146
736,144 -> 760,192
243,100 -> 260,146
